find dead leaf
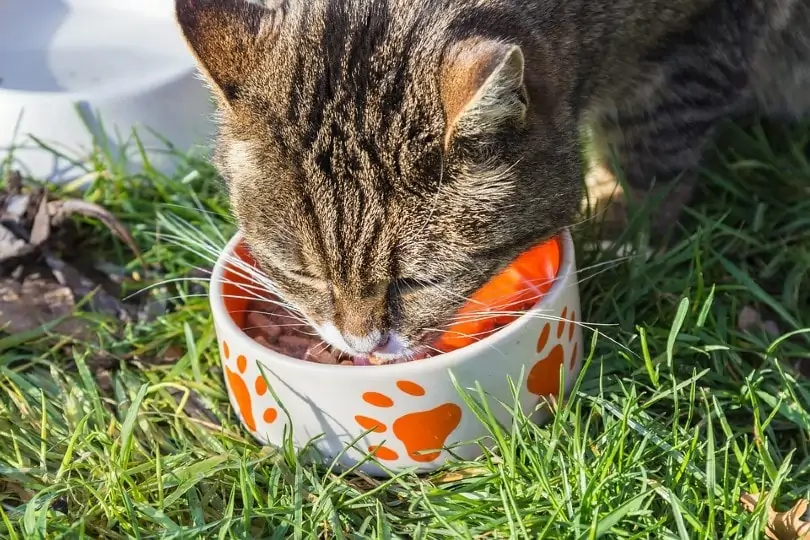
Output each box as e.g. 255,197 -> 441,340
0,275 -> 94,339
342,472 -> 381,494
738,305 -> 781,337
168,387 -> 221,425
5,170 -> 22,194
432,466 -> 491,483
0,174 -> 142,269
764,320 -> 782,336
123,343 -> 186,367
162,344 -> 185,362
44,253 -> 132,322
0,222 -> 35,261
0,174 -> 168,334
48,198 -> 143,266
740,492 -> 810,540
738,305 -> 763,332
93,368 -> 114,397
28,193 -> 50,246
2,193 -> 30,220
0,478 -> 33,503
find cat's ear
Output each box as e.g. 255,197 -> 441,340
175,0 -> 277,104
440,39 -> 528,149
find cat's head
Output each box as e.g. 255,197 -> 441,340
177,0 -> 581,360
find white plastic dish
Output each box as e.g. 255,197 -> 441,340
210,231 -> 584,476
0,0 -> 214,183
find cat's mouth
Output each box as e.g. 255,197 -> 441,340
313,322 -> 432,364
302,318 -> 443,364
364,329 -> 446,365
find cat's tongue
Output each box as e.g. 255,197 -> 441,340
351,355 -> 373,366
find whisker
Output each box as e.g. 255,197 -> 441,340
174,292 -> 307,321
145,214 -> 327,331
419,322 -> 511,358
420,344 -> 445,356
189,193 -> 230,246
241,325 -> 320,338
448,311 -> 616,328
314,341 -> 331,355
574,256 -> 633,274
156,236 -> 305,316
235,309 -> 311,324
417,149 -> 445,238
124,274 -> 268,302
423,327 -> 498,339
161,290 -> 311,325
435,309 -> 634,356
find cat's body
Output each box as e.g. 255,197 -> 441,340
176,0 -> 810,360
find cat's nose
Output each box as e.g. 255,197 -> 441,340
344,331 -> 390,355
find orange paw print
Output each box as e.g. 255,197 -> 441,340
527,306 -> 580,396
221,340 -> 278,432
354,381 -> 462,463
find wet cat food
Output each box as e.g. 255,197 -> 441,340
237,237 -> 562,366
242,298 -> 354,365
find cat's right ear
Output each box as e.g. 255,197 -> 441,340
175,0 -> 276,105
440,39 -> 528,150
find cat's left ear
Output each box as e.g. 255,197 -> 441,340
440,39 -> 528,150
175,0 -> 280,105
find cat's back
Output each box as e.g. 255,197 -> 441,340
750,0 -> 810,116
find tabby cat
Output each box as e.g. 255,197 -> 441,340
175,0 -> 809,360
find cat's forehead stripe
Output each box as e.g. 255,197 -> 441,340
270,1 -> 439,289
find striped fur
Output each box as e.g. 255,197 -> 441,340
177,0 -> 810,358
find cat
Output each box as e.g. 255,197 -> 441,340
175,0 -> 810,361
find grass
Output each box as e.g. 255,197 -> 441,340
0,118 -> 809,539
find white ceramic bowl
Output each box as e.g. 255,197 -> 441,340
0,0 -> 214,183
210,231 -> 584,476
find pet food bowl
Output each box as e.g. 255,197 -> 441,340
0,0 -> 214,183
209,231 -> 584,476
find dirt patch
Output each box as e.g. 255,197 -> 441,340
0,273 -> 89,338
0,170 -> 155,340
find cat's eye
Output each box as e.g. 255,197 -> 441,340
289,270 -> 316,280
286,269 -> 326,288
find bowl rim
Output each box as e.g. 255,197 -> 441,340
209,229 -> 576,375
